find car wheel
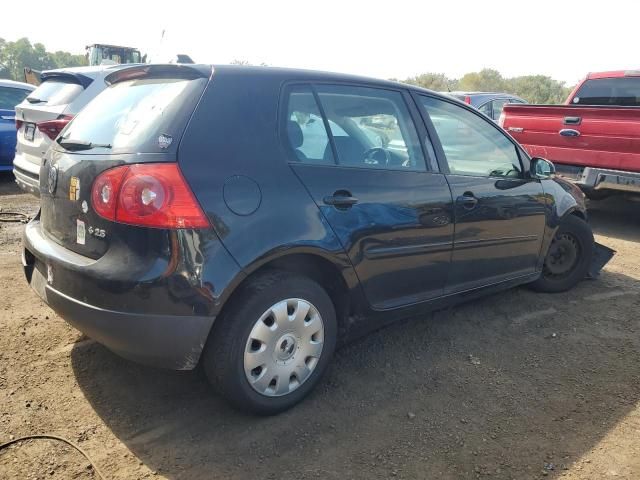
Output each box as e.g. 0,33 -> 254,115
202,271 -> 337,415
529,215 -> 594,293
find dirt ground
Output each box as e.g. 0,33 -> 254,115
1,171 -> 639,480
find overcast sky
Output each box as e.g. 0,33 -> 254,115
3,0 -> 637,85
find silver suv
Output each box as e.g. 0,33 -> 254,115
13,65 -> 135,195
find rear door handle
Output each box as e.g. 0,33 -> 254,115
457,192 -> 478,210
559,129 -> 581,137
323,192 -> 359,209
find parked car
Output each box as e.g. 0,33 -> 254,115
23,64 -> 610,415
446,92 -> 527,121
500,70 -> 640,199
13,64 -> 137,195
0,79 -> 35,172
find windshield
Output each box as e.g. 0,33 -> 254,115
60,76 -> 207,154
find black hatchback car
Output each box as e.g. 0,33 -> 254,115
24,64 -> 601,414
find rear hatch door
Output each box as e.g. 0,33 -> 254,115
39,65 -> 210,259
15,73 -> 90,160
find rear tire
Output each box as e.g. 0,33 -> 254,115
202,270 -> 337,415
529,215 -> 594,293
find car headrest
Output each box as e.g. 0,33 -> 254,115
287,121 -> 303,148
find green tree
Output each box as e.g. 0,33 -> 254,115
402,73 -> 458,92
458,68 -> 505,92
0,37 -> 86,81
507,75 -> 571,104
399,69 -> 573,104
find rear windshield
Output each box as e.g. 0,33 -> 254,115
0,87 -> 32,109
573,77 -> 640,106
59,76 -> 207,154
26,79 -> 84,106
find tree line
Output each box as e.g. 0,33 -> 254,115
0,38 -> 572,104
398,69 -> 573,104
0,37 -> 86,81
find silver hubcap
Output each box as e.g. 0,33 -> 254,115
244,298 -> 324,397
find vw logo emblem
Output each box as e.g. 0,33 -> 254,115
48,166 -> 58,195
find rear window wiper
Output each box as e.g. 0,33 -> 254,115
57,138 -> 112,151
26,97 -> 46,104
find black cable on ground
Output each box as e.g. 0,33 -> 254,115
0,434 -> 106,479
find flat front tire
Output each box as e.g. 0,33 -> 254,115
530,215 -> 594,293
202,271 -> 337,415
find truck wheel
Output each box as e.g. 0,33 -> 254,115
202,271 -> 337,415
530,215 -> 594,293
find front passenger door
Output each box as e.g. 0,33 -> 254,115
417,94 -> 547,293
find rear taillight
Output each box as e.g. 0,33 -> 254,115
15,119 -> 23,130
36,114 -> 74,140
91,163 -> 210,229
498,112 -> 506,128
464,96 -> 472,104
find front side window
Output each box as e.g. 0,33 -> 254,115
420,95 -> 522,178
316,85 -> 426,171
0,87 -> 32,110
573,77 -> 640,106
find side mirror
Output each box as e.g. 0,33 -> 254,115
530,157 -> 556,179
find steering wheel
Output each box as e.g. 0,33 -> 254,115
363,147 -> 391,167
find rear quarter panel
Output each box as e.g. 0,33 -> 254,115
177,68 -> 358,296
502,104 -> 640,173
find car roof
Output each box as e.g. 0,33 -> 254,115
0,78 -> 36,91
208,64 -> 451,96
586,70 -> 640,80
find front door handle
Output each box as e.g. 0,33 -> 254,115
457,192 -> 478,210
324,191 -> 359,209
559,128 -> 581,137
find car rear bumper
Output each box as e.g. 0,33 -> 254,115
13,151 -> 40,196
22,219 -> 219,370
555,165 -> 640,195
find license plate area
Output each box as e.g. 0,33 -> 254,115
24,123 -> 35,142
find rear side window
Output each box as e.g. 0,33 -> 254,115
27,79 -> 84,106
316,85 -> 426,171
573,77 -> 640,106
285,85 -> 335,164
60,76 -> 207,154
0,87 -> 31,109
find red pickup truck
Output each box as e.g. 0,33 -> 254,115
500,70 -> 640,199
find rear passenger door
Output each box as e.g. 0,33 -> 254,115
415,94 -> 547,294
284,84 -> 454,309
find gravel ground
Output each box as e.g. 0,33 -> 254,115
1,172 -> 639,479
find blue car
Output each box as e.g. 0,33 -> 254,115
0,79 -> 35,171
446,92 -> 527,121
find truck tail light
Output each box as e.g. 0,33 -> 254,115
91,163 -> 210,229
498,112 -> 506,127
36,114 -> 74,140
15,119 -> 23,130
